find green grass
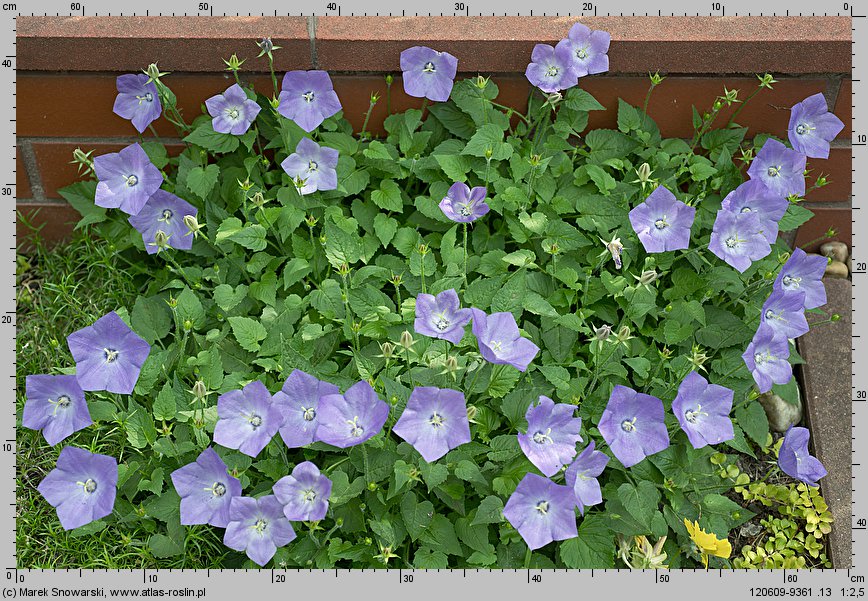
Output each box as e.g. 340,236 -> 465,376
16,232 -> 227,568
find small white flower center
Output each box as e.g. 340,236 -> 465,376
302,91 -> 315,103
302,489 -> 317,503
725,236 -> 739,249
546,65 -> 559,77
782,274 -> 801,288
103,348 -> 119,363
754,350 -> 773,366
302,406 -> 316,421
347,416 -> 364,438
77,478 -> 98,494
535,500 -> 549,515
796,123 -> 813,135
459,203 -> 474,217
621,417 -> 638,433
308,160 -> 319,173
247,413 -> 263,429
684,404 -> 706,424
576,47 -> 589,60
208,482 -> 227,497
136,93 -> 154,104
532,428 -> 554,445
767,165 -> 782,178
126,175 -> 139,187
654,216 -> 669,230
434,314 -> 450,332
490,340 -> 503,353
740,206 -> 752,213
252,518 -> 268,534
422,61 -> 436,73
159,209 -> 173,223
428,412 -> 446,429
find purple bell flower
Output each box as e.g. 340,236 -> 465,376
562,23 -> 611,77
761,289 -> 809,340
564,441 -> 609,515
517,396 -> 583,477
23,374 -> 91,446
720,179 -> 790,244
280,137 -> 339,195
214,381 -> 283,458
628,186 -> 696,253
525,42 -> 578,94
170,447 -> 242,528
469,308 -> 540,372
671,371 -> 735,449
93,143 -> 163,216
400,46 -> 459,103
503,473 -> 578,550
224,495 -> 296,567
708,210 -> 772,273
438,182 -> 490,223
273,369 -> 339,449
67,311 -> 150,395
315,381 -> 389,448
747,139 -> 807,198
37,446 -> 117,530
778,426 -> 827,487
205,83 -> 262,135
127,190 -> 198,255
113,74 -> 162,133
414,289 -> 472,345
273,461 -> 332,522
774,248 -> 828,310
392,386 -> 471,463
742,323 -> 792,393
788,93 -> 845,159
277,70 -> 342,132
598,385 -> 669,468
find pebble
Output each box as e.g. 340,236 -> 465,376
820,241 -> 849,263
758,391 -> 803,433
825,260 -> 849,279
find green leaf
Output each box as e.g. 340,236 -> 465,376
490,270 -> 527,314
131,295 -> 171,344
148,534 -> 184,558
216,217 -> 267,251
472,496 -> 504,525
462,123 -> 513,161
176,288 -> 205,330
585,164 -> 617,195
585,129 -> 639,164
126,399 -> 157,449
373,213 -> 398,247
400,492 -> 434,541
371,179 -> 404,212
735,400 -> 769,446
184,122 -> 240,154
186,164 -> 220,200
153,381 -> 177,421
213,283 -> 249,312
565,88 -> 606,112
616,481 -> 661,532
617,98 -> 642,133
324,219 -> 363,267
58,181 -> 106,229
228,316 -> 267,352
778,203 -> 815,232
454,460 -> 487,489
560,515 -> 616,568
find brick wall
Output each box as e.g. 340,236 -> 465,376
16,16 -> 852,248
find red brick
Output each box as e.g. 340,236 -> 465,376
18,73 -> 272,138
805,148 -> 851,203
316,16 -> 851,74
834,79 -> 852,139
17,16 -> 311,72
17,202 -> 79,245
16,153 -> 31,200
793,207 -> 852,251
32,141 -> 185,200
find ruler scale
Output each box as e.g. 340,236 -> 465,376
8,1 -> 863,598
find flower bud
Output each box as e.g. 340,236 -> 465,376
183,319 -> 194,331
70,147 -> 95,176
466,405 -> 478,423
223,53 -> 246,72
257,37 -> 274,56
150,230 -> 171,254
417,243 -> 429,256
616,325 -> 634,344
758,73 -> 777,90
379,342 -> 395,359
337,263 -> 351,277
649,71 -> 665,86
592,324 -> 612,341
484,147 -> 494,160
635,269 -> 658,287
659,346 -> 673,359
385,74 -> 394,86
399,330 -> 415,350
238,178 -> 254,192
251,191 -> 267,208
184,214 -> 203,239
144,62 -> 170,85
831,313 -> 841,322
369,92 -> 380,105
390,273 -> 403,286
713,100 -> 723,111
166,295 -> 178,309
688,345 -> 710,372
192,380 -> 207,400
367,482 -> 377,491
475,75 -> 489,89
636,162 -> 652,183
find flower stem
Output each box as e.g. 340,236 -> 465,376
524,547 -> 533,569
266,53 -> 280,100
404,348 -> 417,390
463,223 -> 469,289
360,99 -> 377,139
